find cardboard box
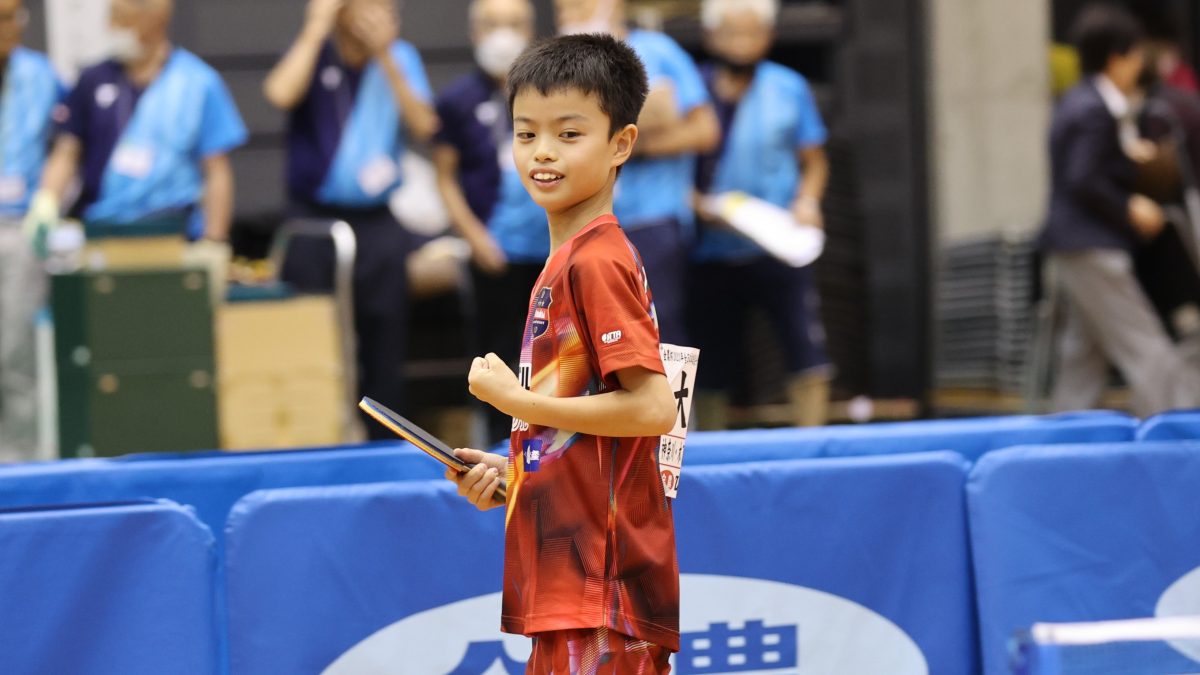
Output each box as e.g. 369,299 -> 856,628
216,296 -> 349,450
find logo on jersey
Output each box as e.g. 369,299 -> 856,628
522,439 -> 542,472
601,330 -> 623,345
530,287 -> 552,339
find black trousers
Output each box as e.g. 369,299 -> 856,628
470,261 -> 544,445
687,257 -> 830,394
1134,220 -> 1200,338
625,218 -> 688,346
281,202 -> 411,440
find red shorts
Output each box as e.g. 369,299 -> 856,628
526,627 -> 672,674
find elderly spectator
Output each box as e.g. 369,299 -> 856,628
29,0 -> 246,247
690,0 -> 832,428
433,0 -> 543,445
264,0 -> 437,436
553,0 -> 720,346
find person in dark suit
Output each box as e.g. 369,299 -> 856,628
1043,3 -> 1200,416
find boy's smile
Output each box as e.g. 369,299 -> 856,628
529,168 -> 565,189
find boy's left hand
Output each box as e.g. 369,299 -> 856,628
468,353 -> 522,411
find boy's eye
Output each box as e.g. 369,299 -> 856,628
560,130 -> 581,140
516,131 -> 535,140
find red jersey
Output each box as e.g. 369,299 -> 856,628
502,214 -> 680,652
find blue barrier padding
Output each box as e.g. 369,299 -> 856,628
686,411 -> 1137,465
675,452 -> 977,674
1136,410 -> 1200,441
0,442 -> 447,674
0,442 -> 445,554
0,499 -> 219,675
225,481 -> 506,674
967,442 -> 1200,675
225,452 -> 975,674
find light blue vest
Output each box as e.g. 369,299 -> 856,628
615,30 -> 710,231
86,49 -> 247,238
317,41 -> 431,208
694,61 -> 828,262
0,48 -> 60,216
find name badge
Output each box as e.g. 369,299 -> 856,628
357,156 -> 398,198
658,343 -> 701,499
0,176 -> 26,204
522,439 -> 542,473
111,145 -> 155,179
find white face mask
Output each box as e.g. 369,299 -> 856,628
109,28 -> 143,63
558,0 -> 616,36
475,28 -> 528,79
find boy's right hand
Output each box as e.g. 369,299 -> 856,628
445,448 -> 507,511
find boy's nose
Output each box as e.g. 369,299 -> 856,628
533,142 -> 557,163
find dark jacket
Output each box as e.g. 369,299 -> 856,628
1041,79 -> 1139,252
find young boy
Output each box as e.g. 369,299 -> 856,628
445,34 -> 680,674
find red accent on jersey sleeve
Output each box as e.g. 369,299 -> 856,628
568,243 -> 665,384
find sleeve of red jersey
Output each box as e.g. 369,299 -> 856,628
569,249 -> 666,383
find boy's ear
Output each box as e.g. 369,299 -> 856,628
611,123 -> 639,168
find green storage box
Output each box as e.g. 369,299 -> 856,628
52,268 -> 218,458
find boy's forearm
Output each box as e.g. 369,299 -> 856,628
498,385 -> 675,438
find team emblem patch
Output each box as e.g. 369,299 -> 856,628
530,287 -> 552,339
522,439 -> 542,472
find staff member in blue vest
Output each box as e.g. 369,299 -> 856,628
433,0 -> 544,444
691,0 -> 832,429
0,0 -> 61,461
28,0 -> 247,249
554,0 -> 720,346
265,0 -> 437,436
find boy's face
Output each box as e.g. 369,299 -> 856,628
512,87 -> 635,214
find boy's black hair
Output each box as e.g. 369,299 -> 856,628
1071,3 -> 1144,75
506,33 -> 650,137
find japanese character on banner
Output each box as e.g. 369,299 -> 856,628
659,344 -> 700,499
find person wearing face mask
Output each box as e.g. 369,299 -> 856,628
554,0 -> 720,348
264,0 -> 438,437
27,0 -> 246,261
0,0 -> 63,462
432,0 -> 543,445
689,0 -> 832,429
